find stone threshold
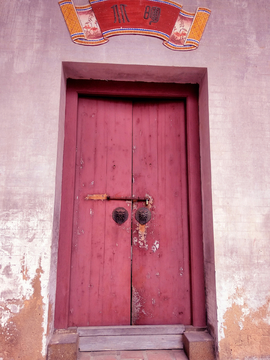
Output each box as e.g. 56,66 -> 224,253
47,326 -> 215,360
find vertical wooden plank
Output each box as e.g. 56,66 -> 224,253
186,93 -> 206,327
68,97 -> 133,326
54,88 -> 78,329
132,100 -> 191,325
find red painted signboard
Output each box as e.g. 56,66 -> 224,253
59,0 -> 211,50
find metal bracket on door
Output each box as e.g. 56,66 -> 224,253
85,194 -> 149,206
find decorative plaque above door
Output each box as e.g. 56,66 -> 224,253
59,0 -> 211,50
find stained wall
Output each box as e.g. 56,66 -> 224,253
0,0 -> 270,359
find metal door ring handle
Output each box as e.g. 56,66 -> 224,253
135,207 -> 151,225
112,207 -> 129,225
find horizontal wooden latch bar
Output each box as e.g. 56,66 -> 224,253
85,194 -> 149,205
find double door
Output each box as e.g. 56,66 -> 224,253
68,96 -> 191,327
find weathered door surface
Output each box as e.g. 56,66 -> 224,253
69,98 -> 133,326
131,100 -> 190,325
68,96 -> 191,327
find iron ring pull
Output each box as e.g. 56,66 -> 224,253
112,207 -> 129,225
135,207 -> 151,225
84,194 -> 151,225
112,206 -> 152,225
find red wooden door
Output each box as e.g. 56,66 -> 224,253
68,96 -> 191,327
69,97 -> 133,326
132,100 -> 190,325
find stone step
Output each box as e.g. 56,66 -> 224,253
183,331 -> 215,360
78,349 -> 189,360
47,326 -> 215,360
78,325 -> 185,336
78,325 -> 185,352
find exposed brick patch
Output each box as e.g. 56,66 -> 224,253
0,264 -> 44,360
220,291 -> 270,360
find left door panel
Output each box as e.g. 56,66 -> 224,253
68,97 -> 133,327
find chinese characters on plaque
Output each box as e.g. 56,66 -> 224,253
59,0 -> 211,50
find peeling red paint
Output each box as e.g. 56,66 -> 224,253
132,286 -> 144,324
133,223 -> 149,250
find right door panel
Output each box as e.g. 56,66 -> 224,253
132,99 -> 191,325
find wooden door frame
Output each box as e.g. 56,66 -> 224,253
54,79 -> 205,329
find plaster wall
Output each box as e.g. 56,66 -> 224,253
0,0 -> 270,359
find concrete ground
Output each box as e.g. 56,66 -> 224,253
78,350 -> 188,360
